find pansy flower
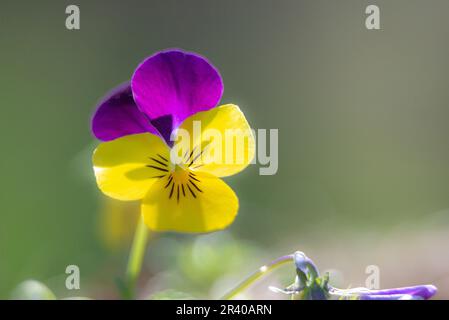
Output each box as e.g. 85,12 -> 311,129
91,49 -> 254,233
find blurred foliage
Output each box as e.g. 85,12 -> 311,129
144,232 -> 267,298
98,198 -> 140,252
149,289 -> 195,300
11,280 -> 56,300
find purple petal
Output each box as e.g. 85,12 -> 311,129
360,294 -> 415,300
92,82 -> 158,141
331,285 -> 437,300
131,49 -> 223,142
361,285 -> 437,300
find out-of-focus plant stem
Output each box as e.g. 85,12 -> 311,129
221,254 -> 294,300
124,215 -> 149,299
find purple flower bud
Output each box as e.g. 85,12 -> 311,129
272,251 -> 438,300
294,251 -> 320,279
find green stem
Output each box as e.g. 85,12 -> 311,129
221,254 -> 294,300
125,215 -> 149,299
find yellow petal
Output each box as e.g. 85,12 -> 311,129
93,133 -> 170,201
142,171 -> 238,233
174,104 -> 255,177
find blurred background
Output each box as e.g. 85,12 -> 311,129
1,0 -> 449,299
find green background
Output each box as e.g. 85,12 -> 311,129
1,0 -> 449,298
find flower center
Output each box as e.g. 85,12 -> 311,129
146,153 -> 203,203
